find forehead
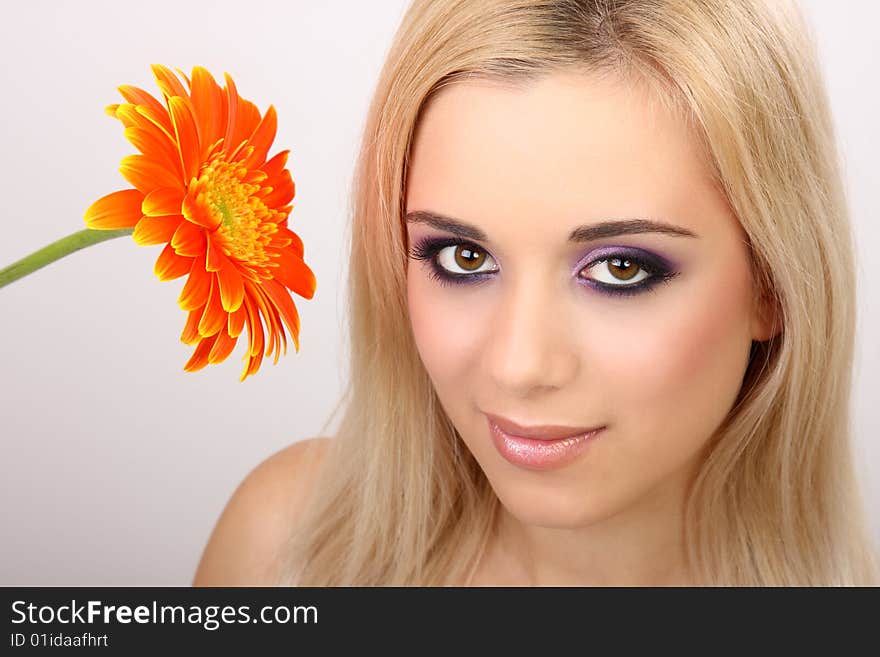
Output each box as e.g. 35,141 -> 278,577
405,70 -> 725,242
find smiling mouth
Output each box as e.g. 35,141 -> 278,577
486,415 -> 605,470
483,412 -> 604,441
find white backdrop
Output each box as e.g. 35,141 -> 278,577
1,0 -> 877,585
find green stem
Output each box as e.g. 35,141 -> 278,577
0,228 -> 133,288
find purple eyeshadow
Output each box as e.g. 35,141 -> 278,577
408,235 -> 680,298
572,245 -> 677,277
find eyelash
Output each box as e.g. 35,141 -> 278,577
407,236 -> 680,298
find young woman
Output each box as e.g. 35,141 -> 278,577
193,0 -> 879,586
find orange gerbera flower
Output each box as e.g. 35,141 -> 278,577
84,64 -> 316,381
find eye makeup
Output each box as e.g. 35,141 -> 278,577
574,244 -> 680,297
407,235 -> 681,298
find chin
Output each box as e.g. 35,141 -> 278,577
490,476 -> 617,530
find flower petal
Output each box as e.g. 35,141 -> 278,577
198,275 -> 227,337
120,154 -> 182,193
208,326 -> 237,364
174,67 -> 191,91
229,99 -> 261,162
133,214 -> 182,246
272,248 -> 316,300
267,302 -> 286,364
243,169 -> 268,186
181,181 -> 221,231
222,72 -> 241,158
260,149 -> 289,179
229,142 -> 254,164
117,84 -> 172,133
241,105 -> 277,170
84,189 -> 144,229
216,257 -> 245,312
151,64 -> 189,101
134,105 -> 178,144
270,225 -> 304,258
168,96 -> 201,185
261,278 -> 302,353
111,103 -> 140,129
124,126 -> 182,177
242,295 -> 263,357
238,315 -> 263,382
181,307 -> 204,345
190,66 -> 226,161
228,303 -> 247,339
273,208 -> 294,229
115,104 -> 176,148
241,350 -> 263,381
183,333 -> 218,373
245,280 -> 279,360
154,242 -> 194,281
261,169 -> 295,207
170,219 -> 205,257
205,234 -> 228,272
143,187 -> 185,216
178,251 -> 211,311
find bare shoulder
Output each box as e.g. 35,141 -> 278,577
192,436 -> 332,586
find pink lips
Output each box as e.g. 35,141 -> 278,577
485,412 -> 605,470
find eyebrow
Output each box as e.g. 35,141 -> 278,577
404,210 -> 699,242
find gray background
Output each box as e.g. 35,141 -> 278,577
1,0 -> 876,585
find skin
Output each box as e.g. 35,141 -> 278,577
404,70 -> 777,586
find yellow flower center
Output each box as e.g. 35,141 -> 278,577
192,150 -> 284,273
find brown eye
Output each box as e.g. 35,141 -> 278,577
454,245 -> 486,271
435,243 -> 498,275
582,257 -> 651,287
607,257 -> 639,281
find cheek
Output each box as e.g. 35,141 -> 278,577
592,256 -> 754,449
406,267 -> 481,387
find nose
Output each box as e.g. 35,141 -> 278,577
483,272 -> 579,395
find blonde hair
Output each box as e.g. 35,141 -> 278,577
278,0 -> 879,585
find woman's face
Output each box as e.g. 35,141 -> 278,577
405,70 -> 772,529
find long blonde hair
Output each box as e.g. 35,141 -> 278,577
278,0 -> 879,585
